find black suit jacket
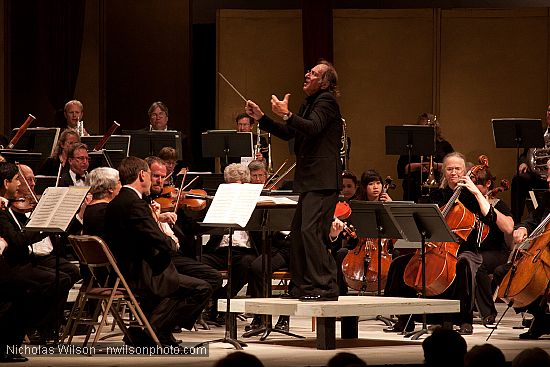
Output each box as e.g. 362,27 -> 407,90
258,90 -> 342,193
0,207 -> 47,266
104,187 -> 174,283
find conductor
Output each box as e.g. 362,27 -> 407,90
245,60 -> 342,301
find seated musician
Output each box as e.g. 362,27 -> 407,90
103,157 -> 211,346
82,167 -> 121,238
0,162 -> 73,344
245,159 -> 291,332
341,170 -> 359,200
470,166 -> 514,326
145,156 -> 221,315
201,163 -> 259,324
39,129 -> 80,176
333,169 -> 392,296
396,113 -> 454,202
222,114 -> 268,172
63,100 -> 90,136
58,143 -> 89,187
385,152 -> 498,335
158,147 -> 177,186
147,101 -> 170,131
492,160 -> 550,340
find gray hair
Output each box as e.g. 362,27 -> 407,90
86,167 -> 119,199
224,163 -> 250,183
248,159 -> 267,173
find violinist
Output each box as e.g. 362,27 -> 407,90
341,170 -> 359,200
38,129 -> 80,176
385,152 -> 497,335
492,161 -> 550,340
82,167 -> 121,238
470,167 -> 514,327
158,147 -> 177,186
58,143 -> 89,187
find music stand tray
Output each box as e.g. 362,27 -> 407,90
0,151 -> 43,172
201,131 -> 253,166
385,125 -> 435,156
384,203 -> 456,340
491,118 -> 544,149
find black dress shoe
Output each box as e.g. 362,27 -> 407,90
457,323 -> 473,335
244,315 -> 263,331
280,292 -> 298,299
0,352 -> 29,362
158,332 -> 181,347
274,315 -> 290,332
299,294 -> 338,302
482,315 -> 496,327
383,320 -> 414,333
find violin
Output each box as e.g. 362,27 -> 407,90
403,155 -> 490,296
334,201 -> 357,239
12,163 -> 39,214
154,185 -> 208,212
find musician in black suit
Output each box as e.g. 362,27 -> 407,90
58,143 -> 89,187
104,157 -> 211,346
0,162 -> 72,343
246,59 -> 342,301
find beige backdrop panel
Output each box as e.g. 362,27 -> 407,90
439,8 -> 549,205
335,9 -> 435,199
217,10 -> 303,175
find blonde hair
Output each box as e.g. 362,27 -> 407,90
224,163 -> 250,183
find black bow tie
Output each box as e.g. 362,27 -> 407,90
75,174 -> 85,182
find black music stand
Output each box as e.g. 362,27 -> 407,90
201,131 -> 253,168
492,118 -> 545,217
0,151 -> 43,172
385,203 -> 457,340
385,126 -> 435,201
9,127 -> 60,158
122,130 -> 184,159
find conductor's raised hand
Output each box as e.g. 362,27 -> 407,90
271,94 -> 290,118
245,100 -> 264,121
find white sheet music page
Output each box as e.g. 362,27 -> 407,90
203,183 -> 263,228
26,186 -> 90,232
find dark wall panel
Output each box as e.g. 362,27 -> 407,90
104,0 -> 191,149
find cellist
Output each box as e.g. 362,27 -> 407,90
384,152 -> 499,335
492,160 -> 550,340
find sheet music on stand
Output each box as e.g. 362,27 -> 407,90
203,183 -> 264,228
25,186 -> 90,232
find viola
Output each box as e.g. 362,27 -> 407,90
154,185 -> 208,212
403,155 -> 490,297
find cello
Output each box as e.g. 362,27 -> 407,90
403,155 -> 490,296
497,212 -> 550,309
341,176 -> 395,292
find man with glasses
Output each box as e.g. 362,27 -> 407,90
147,101 -> 170,131
58,143 -> 89,187
245,60 -> 343,302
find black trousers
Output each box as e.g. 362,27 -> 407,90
289,190 -> 339,298
510,172 -> 547,222
475,250 -> 508,318
247,246 -> 290,298
201,247 -> 257,313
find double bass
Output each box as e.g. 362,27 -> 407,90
403,155 -> 490,296
341,177 -> 395,292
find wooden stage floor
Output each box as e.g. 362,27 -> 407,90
14,303 -> 550,366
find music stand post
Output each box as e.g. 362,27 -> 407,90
348,201 -> 406,326
491,118 -> 544,218
196,223 -> 247,350
241,205 -> 304,341
385,126 -> 435,201
385,203 -> 456,340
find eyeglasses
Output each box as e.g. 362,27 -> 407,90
306,69 -> 321,77
150,112 -> 166,119
73,156 -> 89,162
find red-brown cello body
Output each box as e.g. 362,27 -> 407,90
403,155 -> 490,297
498,221 -> 550,309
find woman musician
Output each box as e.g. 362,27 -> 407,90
384,152 -> 501,335
333,169 -> 393,296
491,160 -> 550,340
38,129 -> 80,176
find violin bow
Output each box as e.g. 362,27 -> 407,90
15,162 -> 39,204
173,167 -> 188,215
